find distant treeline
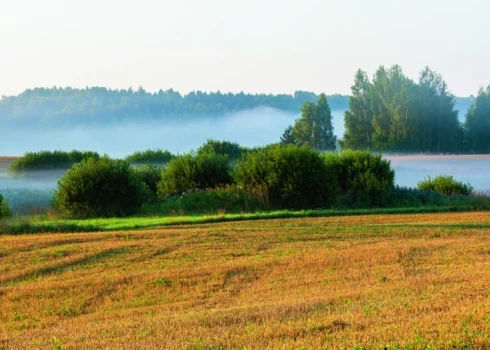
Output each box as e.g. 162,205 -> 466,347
0,86 -> 474,127
0,87 -> 348,126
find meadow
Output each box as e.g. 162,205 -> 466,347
1,212 -> 489,349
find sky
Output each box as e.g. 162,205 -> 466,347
1,0 -> 489,97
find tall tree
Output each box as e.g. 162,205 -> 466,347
293,95 -> 336,150
343,69 -> 374,149
293,102 -> 316,148
316,93 -> 337,150
465,85 -> 490,153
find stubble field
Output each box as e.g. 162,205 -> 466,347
0,212 -> 489,349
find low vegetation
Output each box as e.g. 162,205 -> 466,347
235,144 -> 338,209
54,157 -> 146,218
8,150 -> 100,175
417,175 -> 474,196
0,194 -> 11,218
157,152 -> 232,200
1,213 -> 489,348
324,150 -> 395,208
124,149 -> 175,164
1,143 -> 488,219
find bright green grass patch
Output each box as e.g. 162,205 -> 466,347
1,205 -> 489,235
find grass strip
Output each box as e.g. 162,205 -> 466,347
1,205 -> 489,235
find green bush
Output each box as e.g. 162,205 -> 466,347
143,185 -> 264,216
197,139 -> 248,162
324,150 -> 395,208
390,186 -> 445,207
157,153 -> 232,200
417,175 -> 473,196
234,144 -> 338,210
125,149 -> 175,164
9,150 -> 100,174
133,163 -> 163,200
0,194 -> 12,218
54,157 -> 146,218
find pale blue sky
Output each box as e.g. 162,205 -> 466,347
1,0 -> 489,97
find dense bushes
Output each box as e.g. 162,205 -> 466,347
196,139 -> 253,163
142,185 -> 264,216
0,194 -> 11,218
417,175 -> 473,196
9,150 -> 100,174
133,164 -> 163,200
54,157 -> 146,218
157,153 -> 232,200
235,145 -> 338,209
125,149 -> 175,164
324,150 -> 395,208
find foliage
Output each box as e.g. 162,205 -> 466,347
0,193 -> 12,218
465,85 -> 490,153
125,149 -> 175,164
133,163 -> 163,200
9,150 -> 100,174
234,144 -> 338,209
196,139 -> 247,162
390,186 -> 445,207
292,93 -> 336,150
343,70 -> 374,149
54,157 -> 146,218
143,186 -> 265,216
157,153 -> 232,200
343,65 -> 462,153
417,175 -> 473,196
324,150 -> 395,208
280,125 -> 296,145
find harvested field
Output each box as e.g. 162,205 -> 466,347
1,212 -> 490,349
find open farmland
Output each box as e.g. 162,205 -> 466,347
1,212 -> 489,349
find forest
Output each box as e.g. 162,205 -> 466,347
0,86 -> 473,127
0,88 -> 348,126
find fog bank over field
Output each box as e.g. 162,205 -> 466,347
0,108 -> 345,158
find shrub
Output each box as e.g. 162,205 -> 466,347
143,185 -> 264,215
133,163 -> 163,200
197,139 -> 248,162
157,153 -> 232,200
0,194 -> 12,218
125,149 -> 175,164
417,175 -> 473,196
324,150 -> 395,208
390,186 -> 445,207
234,144 -> 338,210
54,157 -> 146,218
9,150 -> 100,174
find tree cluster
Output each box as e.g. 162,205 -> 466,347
343,66 -> 462,153
342,66 -> 490,153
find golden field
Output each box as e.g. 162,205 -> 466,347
1,212 -> 489,349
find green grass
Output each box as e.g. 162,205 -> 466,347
1,205 -> 488,235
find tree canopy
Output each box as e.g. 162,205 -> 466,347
342,65 -> 462,153
465,85 -> 490,153
290,93 -> 337,150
